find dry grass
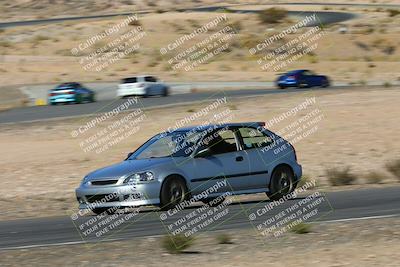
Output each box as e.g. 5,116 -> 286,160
258,7 -> 288,24
216,233 -> 233,244
289,222 -> 311,234
385,159 -> 400,181
326,167 -> 357,186
364,171 -> 387,184
162,234 -> 195,254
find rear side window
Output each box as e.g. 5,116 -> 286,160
302,70 -> 314,76
122,77 -> 137,84
200,128 -> 238,155
239,127 -> 273,149
144,76 -> 157,82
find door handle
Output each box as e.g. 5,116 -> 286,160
236,156 -> 244,162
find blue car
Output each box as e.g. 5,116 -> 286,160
75,122 -> 302,214
276,70 -> 330,89
48,82 -> 95,105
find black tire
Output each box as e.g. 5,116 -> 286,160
160,176 -> 188,211
142,88 -> 149,98
162,87 -> 169,97
278,85 -> 286,89
266,165 -> 295,201
322,79 -> 330,88
91,207 -> 115,215
75,94 -> 82,104
298,81 -> 309,88
201,196 -> 225,207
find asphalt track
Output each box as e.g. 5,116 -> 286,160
0,186 -> 399,250
0,85 -> 356,124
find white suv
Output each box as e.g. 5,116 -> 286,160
117,75 -> 169,98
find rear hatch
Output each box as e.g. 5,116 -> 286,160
49,86 -> 76,97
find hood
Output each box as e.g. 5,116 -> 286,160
86,158 -> 174,180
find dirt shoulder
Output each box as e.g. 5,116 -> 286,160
1,216 -> 399,267
0,85 -> 29,111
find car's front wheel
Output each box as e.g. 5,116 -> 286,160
267,165 -> 295,201
160,176 -> 188,211
298,81 -> 309,88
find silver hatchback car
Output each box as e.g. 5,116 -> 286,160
75,122 -> 302,214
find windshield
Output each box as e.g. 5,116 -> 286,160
129,130 -> 203,159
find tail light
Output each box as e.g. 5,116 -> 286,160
68,91 -> 76,94
49,93 -> 56,96
288,75 -> 296,80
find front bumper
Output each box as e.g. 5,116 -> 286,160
75,182 -> 161,210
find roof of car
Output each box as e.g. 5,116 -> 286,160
175,122 -> 265,132
287,69 -> 307,74
56,82 -> 80,86
123,75 -> 154,78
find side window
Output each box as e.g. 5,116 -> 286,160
239,127 -> 273,150
302,70 -> 313,76
201,128 -> 238,155
144,76 -> 157,82
123,77 -> 137,83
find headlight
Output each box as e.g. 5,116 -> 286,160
81,175 -> 90,185
124,171 -> 155,184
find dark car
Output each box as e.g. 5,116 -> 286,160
48,82 -> 95,105
276,70 -> 330,89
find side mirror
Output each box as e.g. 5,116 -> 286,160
194,147 -> 211,158
125,152 -> 133,160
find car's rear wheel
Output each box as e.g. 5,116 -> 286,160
322,79 -> 330,88
267,165 -> 295,201
75,94 -> 82,104
162,87 -> 169,97
278,85 -> 286,89
160,176 -> 188,211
